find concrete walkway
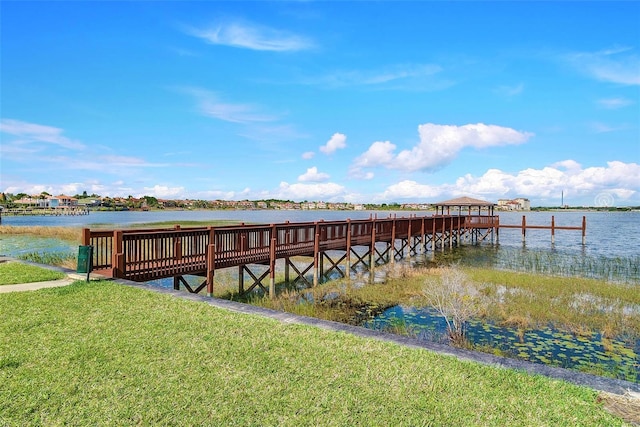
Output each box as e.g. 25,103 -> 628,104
0,256 -> 98,293
2,258 -> 638,397
0,277 -> 75,293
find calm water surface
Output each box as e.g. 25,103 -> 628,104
2,209 -> 638,259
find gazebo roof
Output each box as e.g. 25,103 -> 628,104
433,196 -> 495,207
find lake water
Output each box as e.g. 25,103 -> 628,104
2,208 -> 638,260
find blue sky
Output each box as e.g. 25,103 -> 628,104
1,1 -> 639,207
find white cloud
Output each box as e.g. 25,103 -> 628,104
566,47 -> 640,85
552,159 -> 582,172
381,180 -> 443,200
298,166 -> 329,183
0,118 -> 85,150
319,133 -> 347,155
302,151 -> 315,160
353,141 -> 396,168
187,21 -> 313,52
142,185 -> 186,198
275,181 -> 346,200
353,123 -> 532,174
379,160 -> 640,205
597,97 -> 633,109
397,123 -> 532,171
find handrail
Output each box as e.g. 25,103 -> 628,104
83,214 -> 501,280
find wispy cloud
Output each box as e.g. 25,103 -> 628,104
566,46 -> 640,85
182,87 -> 277,124
495,83 -> 524,97
0,118 -> 85,150
186,21 -> 313,52
303,64 -> 447,90
588,122 -> 629,133
597,97 -> 633,109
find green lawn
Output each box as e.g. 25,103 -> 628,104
0,280 -> 625,426
0,261 -> 65,285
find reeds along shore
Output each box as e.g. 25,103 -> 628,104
0,207 -> 90,218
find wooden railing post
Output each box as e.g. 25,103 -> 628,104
113,230 -> 124,278
313,222 -> 320,287
407,218 -> 412,256
521,215 -> 526,243
207,243 -> 215,297
174,225 -> 182,261
551,216 -> 555,244
81,228 -> 91,246
582,216 -> 587,245
207,227 -> 215,297
441,215 -> 445,252
390,218 -> 396,263
370,218 -> 376,280
269,224 -> 276,297
345,219 -> 352,276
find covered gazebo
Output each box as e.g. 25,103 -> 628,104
432,196 -> 496,216
432,196 -> 498,244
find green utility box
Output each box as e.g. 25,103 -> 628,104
77,245 -> 93,274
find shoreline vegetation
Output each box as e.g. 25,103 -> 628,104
2,194 -> 640,215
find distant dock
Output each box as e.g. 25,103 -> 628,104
0,207 -> 89,222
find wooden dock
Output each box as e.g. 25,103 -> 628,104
0,207 -> 89,220
83,214 -> 499,297
498,215 -> 586,244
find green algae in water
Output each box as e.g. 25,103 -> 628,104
366,305 -> 640,383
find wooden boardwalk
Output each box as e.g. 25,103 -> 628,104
83,214 -> 499,296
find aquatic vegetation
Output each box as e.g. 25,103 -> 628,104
432,245 -> 640,285
17,251 -> 76,269
421,267 -> 488,344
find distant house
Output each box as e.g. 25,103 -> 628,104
497,198 -> 530,211
14,196 -> 40,207
49,195 -> 78,208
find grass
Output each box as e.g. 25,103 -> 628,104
0,280 -> 628,426
0,262 -> 65,285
